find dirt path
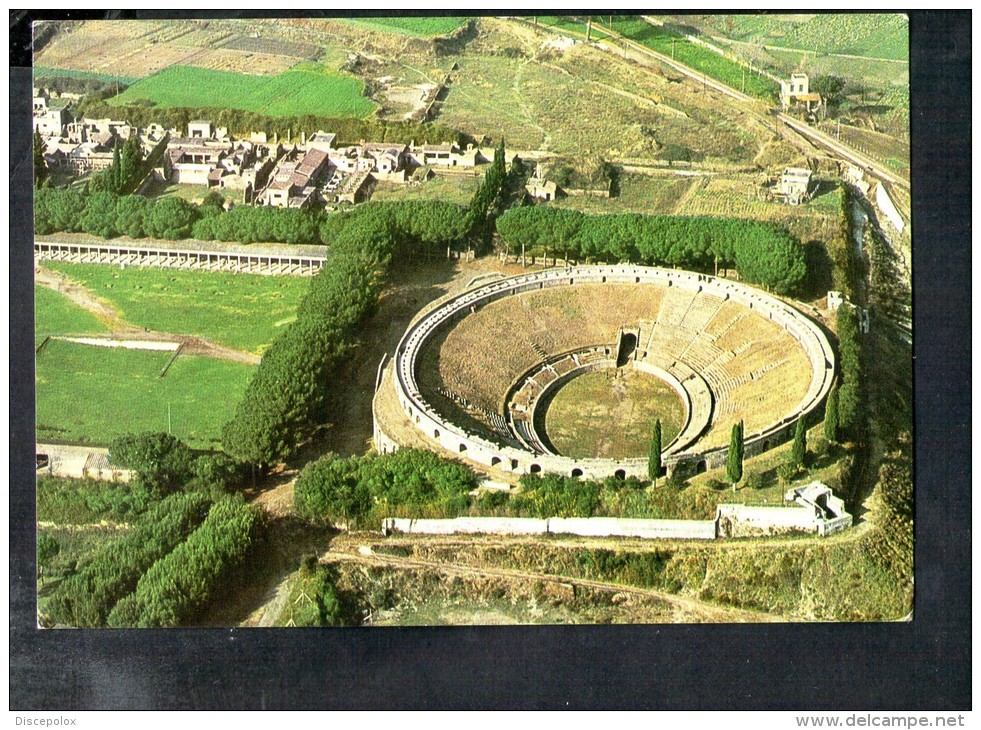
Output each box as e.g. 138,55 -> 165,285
325,542 -> 784,623
36,265 -> 123,326
36,264 -> 260,365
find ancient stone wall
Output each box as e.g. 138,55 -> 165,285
381,265 -> 836,481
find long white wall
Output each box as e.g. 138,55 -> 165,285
382,516 -> 716,540
382,505 -> 846,540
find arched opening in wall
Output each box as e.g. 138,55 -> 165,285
570,278 -> 574,285
511,458 -> 519,470
415,415 -> 420,424
696,460 -> 707,475
635,277 -> 640,283
434,429 -> 440,439
602,276 -> 607,283
491,456 -> 502,467
459,443 -> 468,453
571,468 -> 583,478
616,332 -> 637,368
530,463 -> 542,474
614,469 -> 626,480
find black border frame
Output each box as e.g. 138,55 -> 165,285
9,9 -> 971,710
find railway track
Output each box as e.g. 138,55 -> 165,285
582,18 -> 910,191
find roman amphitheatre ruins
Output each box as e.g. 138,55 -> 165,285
374,264 -> 835,482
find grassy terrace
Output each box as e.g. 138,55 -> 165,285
43,263 -> 309,356
33,66 -> 138,85
35,340 -> 253,448
527,16 -> 611,40
335,16 -> 470,37
35,286 -> 107,346
109,63 -> 377,118
720,13 -> 909,61
602,17 -> 780,101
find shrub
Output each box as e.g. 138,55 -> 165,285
777,462 -> 803,485
109,432 -> 195,498
46,492 -> 211,627
294,449 -> 478,528
36,476 -> 151,524
279,562 -> 357,627
477,489 -> 510,510
511,473 -> 602,518
106,495 -> 262,628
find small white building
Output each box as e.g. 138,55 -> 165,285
775,167 -> 813,205
780,73 -> 822,113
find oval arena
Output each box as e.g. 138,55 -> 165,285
374,265 -> 836,481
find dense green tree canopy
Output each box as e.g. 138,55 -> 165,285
496,208 -> 807,294
293,448 -> 477,528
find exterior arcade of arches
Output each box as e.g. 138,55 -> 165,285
373,265 -> 836,481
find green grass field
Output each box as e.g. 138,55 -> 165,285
33,66 -> 138,85
604,17 -> 780,101
719,14 -> 908,61
43,263 -> 309,355
544,368 -> 685,459
36,340 -> 254,447
530,16 -> 611,40
35,285 -> 107,345
336,16 -> 469,37
109,64 -> 377,118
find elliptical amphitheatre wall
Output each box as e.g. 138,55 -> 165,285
377,265 -> 835,481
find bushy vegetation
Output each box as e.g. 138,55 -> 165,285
109,64 -> 377,119
294,448 -> 478,528
277,557 -> 361,627
109,432 -> 248,498
36,476 -> 151,525
85,133 -> 167,198
511,473 -> 613,518
495,207 -> 807,294
836,305 -> 863,440
466,139 -> 509,242
106,496 -> 262,628
46,492 -> 211,627
828,183 -> 860,299
35,187 -> 472,251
